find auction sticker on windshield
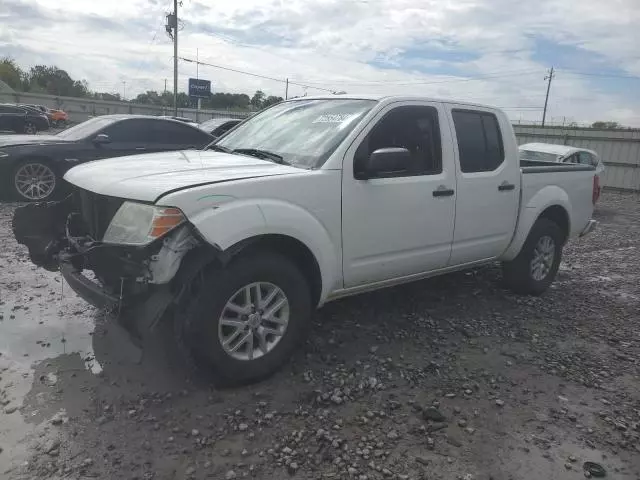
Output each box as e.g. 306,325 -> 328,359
312,113 -> 359,123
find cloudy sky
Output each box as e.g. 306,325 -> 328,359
1,0 -> 639,125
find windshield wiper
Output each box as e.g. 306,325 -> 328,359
232,148 -> 290,165
206,143 -> 231,153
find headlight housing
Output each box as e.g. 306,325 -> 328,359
102,202 -> 186,246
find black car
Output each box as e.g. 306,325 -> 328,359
0,104 -> 50,134
0,114 -> 214,201
198,117 -> 242,138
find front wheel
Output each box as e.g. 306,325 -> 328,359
24,122 -> 37,134
12,160 -> 58,201
502,218 -> 563,295
178,251 -> 311,386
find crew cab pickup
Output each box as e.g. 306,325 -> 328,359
12,95 -> 598,385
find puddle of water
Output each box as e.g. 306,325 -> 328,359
0,267 -> 100,472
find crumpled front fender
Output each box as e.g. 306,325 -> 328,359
11,196 -> 75,271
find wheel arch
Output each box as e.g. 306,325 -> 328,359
502,186 -> 572,261
181,199 -> 341,306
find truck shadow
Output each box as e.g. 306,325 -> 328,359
86,265 -> 509,392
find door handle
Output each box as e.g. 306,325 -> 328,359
432,186 -> 455,197
135,147 -> 146,151
498,182 -> 515,191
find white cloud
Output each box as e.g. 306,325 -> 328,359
1,0 -> 639,125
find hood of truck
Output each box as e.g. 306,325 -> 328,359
63,150 -> 302,202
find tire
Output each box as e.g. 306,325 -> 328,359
24,122 -> 37,134
178,251 -> 311,386
502,218 -> 564,295
12,160 -> 58,201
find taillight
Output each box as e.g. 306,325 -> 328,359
592,175 -> 600,205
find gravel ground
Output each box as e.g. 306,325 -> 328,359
1,191 -> 639,480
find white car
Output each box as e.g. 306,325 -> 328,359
13,95 -> 598,385
519,143 -> 605,203
518,143 -> 605,174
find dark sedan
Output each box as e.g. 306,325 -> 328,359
0,114 -> 214,201
198,117 -> 242,138
0,104 -> 50,134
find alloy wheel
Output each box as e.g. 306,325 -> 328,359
14,163 -> 56,200
218,282 -> 290,361
530,235 -> 555,281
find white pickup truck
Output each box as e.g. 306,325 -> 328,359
13,95 -> 598,385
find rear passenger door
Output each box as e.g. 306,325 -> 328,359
447,107 -> 520,265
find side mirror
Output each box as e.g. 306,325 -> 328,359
362,148 -> 410,178
92,133 -> 111,145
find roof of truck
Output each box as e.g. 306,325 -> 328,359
291,94 -> 500,110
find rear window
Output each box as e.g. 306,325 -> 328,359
452,110 -> 504,173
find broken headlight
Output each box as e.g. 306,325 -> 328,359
102,202 -> 185,246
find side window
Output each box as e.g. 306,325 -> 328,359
354,105 -> 442,177
153,122 -> 211,146
578,151 -> 594,166
563,153 -> 579,164
452,110 -> 504,173
214,121 -> 238,137
102,119 -> 155,143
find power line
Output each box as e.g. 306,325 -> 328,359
178,56 -> 339,93
558,69 -> 640,80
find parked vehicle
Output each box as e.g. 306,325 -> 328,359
12,95 -> 597,385
0,115 -> 214,201
49,109 -> 69,127
519,143 -> 605,203
159,116 -> 198,127
199,117 -> 242,138
0,104 -> 50,134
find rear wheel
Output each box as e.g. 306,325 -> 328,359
502,218 -> 563,295
24,122 -> 37,134
12,160 -> 58,201
178,251 -> 311,386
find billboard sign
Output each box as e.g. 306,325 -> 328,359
188,78 -> 211,98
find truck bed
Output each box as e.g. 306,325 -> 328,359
518,159 -> 595,239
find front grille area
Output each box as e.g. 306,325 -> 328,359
74,189 -> 125,240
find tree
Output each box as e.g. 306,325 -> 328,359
591,121 -> 620,129
250,90 -> 266,109
263,95 -> 283,108
0,57 -> 24,90
26,65 -> 89,97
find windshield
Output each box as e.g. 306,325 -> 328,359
56,117 -> 119,140
215,99 -> 377,168
519,149 -> 561,163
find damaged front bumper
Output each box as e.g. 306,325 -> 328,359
12,195 -> 201,319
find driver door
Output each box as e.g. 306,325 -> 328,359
341,102 -> 456,287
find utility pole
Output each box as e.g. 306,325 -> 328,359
542,66 -> 554,127
122,81 -> 126,101
164,78 -> 167,93
285,78 -> 289,100
167,0 -> 178,117
196,48 -> 201,121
